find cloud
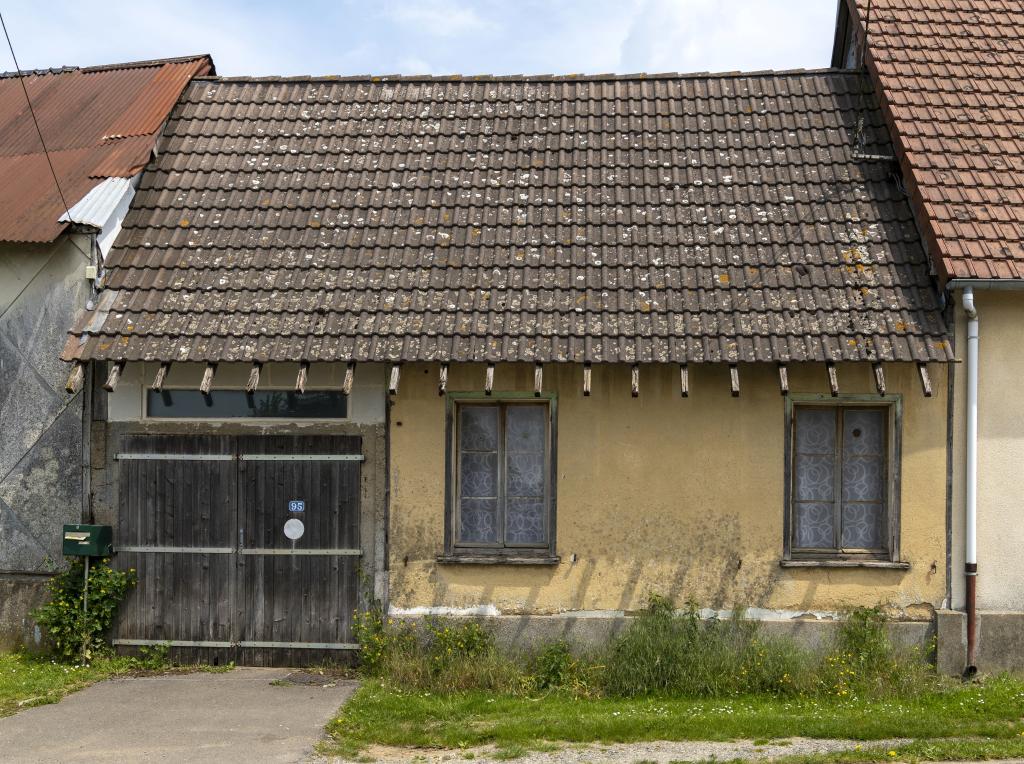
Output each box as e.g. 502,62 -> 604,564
384,0 -> 496,37
396,55 -> 435,74
619,0 -> 836,73
1,0 -> 837,78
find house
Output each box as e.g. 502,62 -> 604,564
58,69 -> 955,665
0,55 -> 213,649
834,0 -> 1024,673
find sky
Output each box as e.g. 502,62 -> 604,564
1,1 -> 838,77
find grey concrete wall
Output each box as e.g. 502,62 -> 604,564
0,575 -> 51,652
936,609 -> 1024,675
0,238 -> 90,648
393,613 -> 935,656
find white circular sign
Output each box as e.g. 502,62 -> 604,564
283,518 -> 305,541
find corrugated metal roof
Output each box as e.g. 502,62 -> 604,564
58,177 -> 134,229
63,70 -> 954,366
0,55 -> 213,243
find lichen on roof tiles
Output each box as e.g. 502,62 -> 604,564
63,70 -> 952,365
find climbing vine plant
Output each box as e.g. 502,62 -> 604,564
32,559 -> 137,663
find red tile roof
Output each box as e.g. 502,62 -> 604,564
844,0 -> 1024,281
0,55 -> 213,243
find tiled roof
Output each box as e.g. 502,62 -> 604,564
62,71 -> 953,366
846,0 -> 1024,280
0,55 -> 213,243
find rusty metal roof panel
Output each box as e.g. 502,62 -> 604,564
64,70 -> 953,365
0,54 -> 213,243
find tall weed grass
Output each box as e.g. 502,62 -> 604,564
354,596 -> 938,700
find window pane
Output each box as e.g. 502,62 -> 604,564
794,502 -> 835,548
795,408 -> 836,454
842,410 -> 885,505
460,498 -> 499,543
506,406 -> 546,452
507,452 -> 544,497
841,503 -> 884,548
842,456 -> 885,501
458,406 -> 500,545
147,390 -> 347,418
460,452 -> 498,497
455,401 -> 550,550
506,498 -> 546,545
794,455 -> 835,501
460,406 -> 499,451
843,410 -> 884,455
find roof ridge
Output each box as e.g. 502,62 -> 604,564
80,54 -> 212,73
192,67 -> 852,84
0,65 -> 78,79
0,54 -> 212,79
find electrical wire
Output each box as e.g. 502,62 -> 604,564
1,11 -> 73,218
0,10 -> 96,265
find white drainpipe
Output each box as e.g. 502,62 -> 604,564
962,286 -> 979,673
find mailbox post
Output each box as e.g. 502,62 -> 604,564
62,525 -> 113,661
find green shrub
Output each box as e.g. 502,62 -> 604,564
353,610 -> 525,692
600,596 -> 811,698
352,606 -> 417,676
818,606 -> 935,699
32,558 -> 137,663
353,598 -> 936,701
426,617 -> 493,672
529,640 -> 596,696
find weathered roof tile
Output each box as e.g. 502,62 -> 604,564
64,70 -> 952,365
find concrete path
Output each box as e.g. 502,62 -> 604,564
0,667 -> 357,763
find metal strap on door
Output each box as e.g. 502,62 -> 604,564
113,639 -> 360,649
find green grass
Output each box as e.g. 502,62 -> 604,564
323,676 -> 1024,756
0,650 -> 235,718
0,652 -> 137,717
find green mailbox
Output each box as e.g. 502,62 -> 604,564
62,524 -> 113,557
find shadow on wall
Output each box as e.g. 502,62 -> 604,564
389,509 -> 785,618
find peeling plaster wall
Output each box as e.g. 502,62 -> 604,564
389,361 -> 949,621
950,290 -> 1024,612
0,238 -> 90,646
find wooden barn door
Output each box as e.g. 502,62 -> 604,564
235,435 -> 362,666
114,434 -> 238,665
113,433 -> 362,666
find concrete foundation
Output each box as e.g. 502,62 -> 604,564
393,612 -> 935,656
0,573 -> 51,652
936,609 -> 1024,674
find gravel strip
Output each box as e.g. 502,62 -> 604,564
328,737 -> 910,763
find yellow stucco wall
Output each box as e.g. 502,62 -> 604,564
951,290 -> 1024,611
389,361 -> 949,619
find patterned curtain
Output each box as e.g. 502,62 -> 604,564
457,403 -> 548,547
793,406 -> 886,551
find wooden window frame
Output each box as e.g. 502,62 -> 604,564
440,392 -> 558,565
783,393 -> 904,566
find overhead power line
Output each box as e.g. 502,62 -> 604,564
0,11 -> 74,220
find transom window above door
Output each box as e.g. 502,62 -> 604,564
787,399 -> 901,563
445,398 -> 557,562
